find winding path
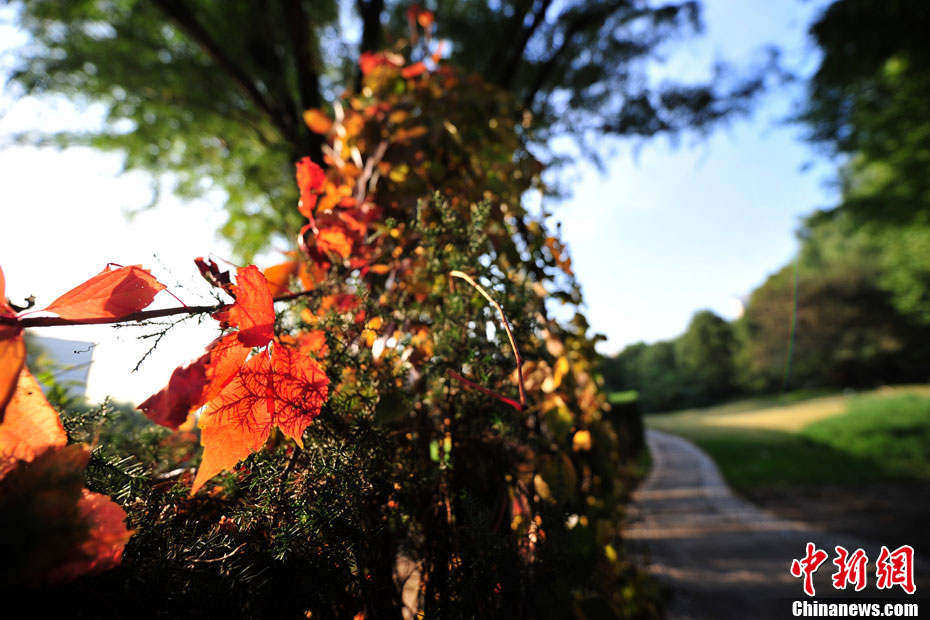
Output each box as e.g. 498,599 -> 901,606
624,430 -> 926,619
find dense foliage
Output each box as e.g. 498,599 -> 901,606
1,31 -> 657,618
604,0 -> 930,410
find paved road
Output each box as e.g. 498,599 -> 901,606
625,430 -> 927,619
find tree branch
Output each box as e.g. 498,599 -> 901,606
355,0 -> 384,91
358,0 -> 385,53
491,0 -> 534,82
496,0 -> 553,89
449,270 -> 526,409
284,0 -> 324,164
148,0 -> 295,144
1,290 -> 317,329
521,0 -> 626,112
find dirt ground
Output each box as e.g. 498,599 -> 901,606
625,430 -> 929,620
744,482 -> 930,554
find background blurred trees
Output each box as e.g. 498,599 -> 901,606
6,0 -> 764,260
800,0 -> 930,227
674,310 -> 735,402
604,0 -> 930,411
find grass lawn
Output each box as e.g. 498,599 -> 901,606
644,385 -> 930,491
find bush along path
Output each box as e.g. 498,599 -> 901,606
0,25 -> 660,618
625,430 -> 928,620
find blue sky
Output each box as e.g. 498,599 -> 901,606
556,0 -> 837,352
0,0 -> 837,401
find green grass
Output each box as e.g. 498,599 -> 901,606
644,387 -> 930,492
802,394 -> 930,480
607,390 -> 639,405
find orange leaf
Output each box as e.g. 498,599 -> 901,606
202,333 -> 252,403
229,266 -> 275,347
43,265 -> 166,320
0,444 -> 89,582
303,109 -> 333,135
0,263 -> 17,326
297,330 -> 328,358
45,489 -> 132,583
545,237 -> 574,276
192,345 -> 328,494
298,261 -> 326,291
417,9 -> 434,29
430,40 -> 446,65
263,261 -> 299,298
193,353 -> 274,494
401,62 -> 427,79
0,333 -> 24,421
394,126 -> 428,143
0,366 -> 67,477
359,51 -> 403,76
316,227 -> 353,259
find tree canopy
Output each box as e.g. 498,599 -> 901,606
7,0 -> 764,259
800,0 -> 930,226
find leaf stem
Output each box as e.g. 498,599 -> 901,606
448,270 -> 527,409
446,370 -> 525,412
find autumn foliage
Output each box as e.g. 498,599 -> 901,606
0,18 -> 654,618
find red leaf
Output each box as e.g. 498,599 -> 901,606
137,351 -> 210,429
296,157 -> 326,217
0,366 -> 68,478
137,333 -> 250,429
194,257 -> 233,292
0,445 -> 130,584
191,345 -> 328,494
401,62 -> 427,79
45,489 -> 132,583
228,266 -> 275,347
43,265 -> 166,320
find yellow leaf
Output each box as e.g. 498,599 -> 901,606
572,429 -> 592,452
553,356 -> 570,389
303,109 -> 333,135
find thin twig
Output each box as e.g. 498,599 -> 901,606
355,140 -> 388,203
187,543 -> 247,564
446,370 -> 524,412
448,270 -> 527,408
0,289 -> 318,329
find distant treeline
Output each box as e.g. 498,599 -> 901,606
604,0 -> 930,413
602,211 -> 930,413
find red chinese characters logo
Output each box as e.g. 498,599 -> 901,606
792,542 -> 918,596
876,545 -> 916,595
791,542 -> 829,597
832,545 -> 868,592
